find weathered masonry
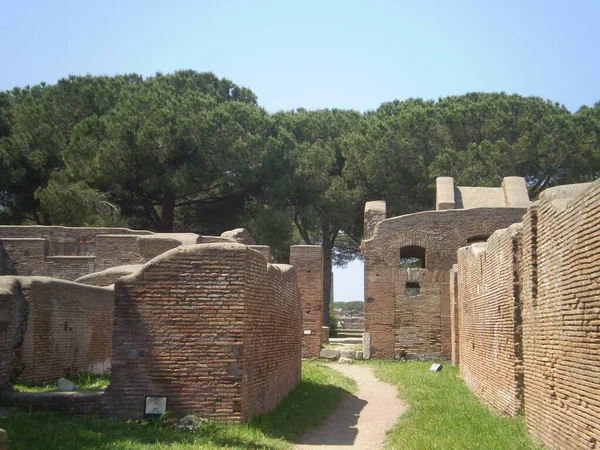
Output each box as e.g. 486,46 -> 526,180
106,243 -> 302,422
453,180 -> 600,449
362,177 -> 530,359
0,277 -> 113,387
290,245 -> 324,358
0,224 -> 312,422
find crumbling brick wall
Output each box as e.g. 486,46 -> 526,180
290,245 -> 323,358
520,182 -> 600,449
106,243 -> 302,422
363,207 -> 527,359
451,180 -> 600,448
0,239 -> 46,276
0,226 -> 202,281
45,256 -> 97,280
0,276 -> 113,386
455,225 -> 524,415
0,226 -> 152,280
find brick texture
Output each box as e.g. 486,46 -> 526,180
455,225 -> 524,415
451,180 -> 600,449
0,276 -> 113,386
520,182 -> 600,449
45,256 -> 97,281
0,239 -> 46,276
363,207 -> 527,359
0,226 -> 152,280
290,245 -> 323,359
106,243 -> 301,422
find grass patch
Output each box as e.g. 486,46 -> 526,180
251,360 -> 356,442
13,373 -> 111,392
2,361 -> 355,449
370,361 -> 540,450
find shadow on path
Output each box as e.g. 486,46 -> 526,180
295,364 -> 407,450
295,392 -> 367,446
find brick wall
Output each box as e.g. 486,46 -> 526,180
290,245 -> 323,359
95,235 -> 147,271
106,243 -> 302,422
0,226 -> 151,256
17,278 -> 113,383
45,256 -> 97,281
450,264 -> 459,365
455,225 -> 524,415
0,226 -> 152,279
0,239 -> 46,276
0,227 -> 201,282
241,263 -> 302,421
450,180 -> 600,448
0,277 -> 28,390
520,182 -> 600,449
0,276 -> 113,386
362,207 -> 527,359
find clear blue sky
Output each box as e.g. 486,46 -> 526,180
2,0 -> 599,301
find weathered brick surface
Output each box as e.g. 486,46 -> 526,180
451,180 -> 600,448
0,226 -> 150,256
0,226 -> 202,282
449,264 -> 459,365
363,207 -> 527,359
0,226 -> 151,279
290,245 -> 323,358
455,225 -> 524,415
242,263 -> 302,421
520,182 -> 600,449
0,239 -> 46,276
95,235 -> 147,271
45,256 -> 97,281
106,243 -> 301,422
0,277 -> 29,390
0,276 -> 113,386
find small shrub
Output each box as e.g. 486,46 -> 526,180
328,306 -> 338,337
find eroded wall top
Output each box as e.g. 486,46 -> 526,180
436,176 -> 531,210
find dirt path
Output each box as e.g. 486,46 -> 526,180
295,363 -> 407,450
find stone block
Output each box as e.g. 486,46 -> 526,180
58,378 -> 75,391
340,349 -> 355,359
320,348 -> 340,359
355,351 -> 363,360
362,333 -> 371,360
339,357 -> 352,364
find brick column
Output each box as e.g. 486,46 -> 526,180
290,245 -> 323,358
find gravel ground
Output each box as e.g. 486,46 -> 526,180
295,363 -> 407,450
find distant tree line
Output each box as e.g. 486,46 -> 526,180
331,301 -> 364,312
1,70 -> 599,319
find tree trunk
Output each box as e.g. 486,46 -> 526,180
322,241 -> 333,328
321,221 -> 334,328
161,187 -> 175,232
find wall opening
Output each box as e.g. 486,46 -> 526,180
405,282 -> 421,296
400,246 -> 426,268
466,235 -> 490,244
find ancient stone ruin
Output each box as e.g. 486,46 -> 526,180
363,176 -> 600,449
2,173 -> 600,448
362,177 -> 531,359
0,225 -> 323,422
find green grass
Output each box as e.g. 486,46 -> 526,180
369,361 -> 540,450
2,361 -> 356,450
12,373 -> 111,392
